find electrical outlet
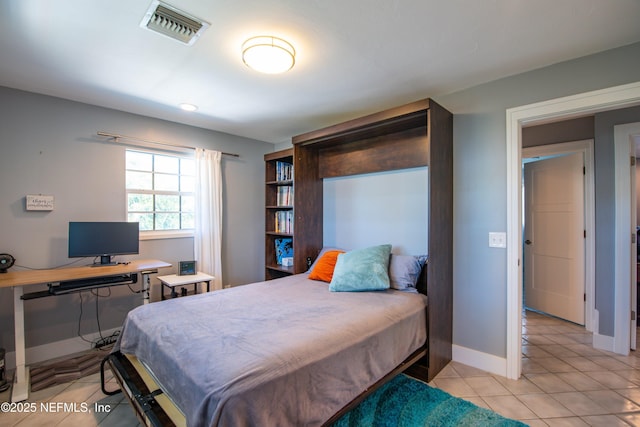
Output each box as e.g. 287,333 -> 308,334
489,232 -> 507,248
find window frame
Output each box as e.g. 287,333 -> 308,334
125,149 -> 195,240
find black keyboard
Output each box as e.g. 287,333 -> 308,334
49,273 -> 137,295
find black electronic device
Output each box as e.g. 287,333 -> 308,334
49,273 -> 138,295
179,260 -> 196,275
0,253 -> 15,273
68,222 -> 139,266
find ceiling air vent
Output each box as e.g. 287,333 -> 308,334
140,1 -> 209,46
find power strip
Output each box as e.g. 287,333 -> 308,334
94,332 -> 120,349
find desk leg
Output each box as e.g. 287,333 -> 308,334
11,287 -> 30,402
142,272 -> 151,305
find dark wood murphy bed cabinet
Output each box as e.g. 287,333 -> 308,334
265,98 -> 452,381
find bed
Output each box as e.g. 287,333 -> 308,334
107,255 -> 428,426
105,98 -> 452,426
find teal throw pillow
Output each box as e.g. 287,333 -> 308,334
329,244 -> 392,292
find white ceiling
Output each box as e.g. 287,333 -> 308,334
1,0 -> 639,144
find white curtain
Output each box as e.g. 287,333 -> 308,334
194,148 -> 223,291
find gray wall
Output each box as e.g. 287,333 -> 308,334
437,41 -> 640,357
0,86 -> 272,352
523,116 -> 594,148
323,168 -> 429,256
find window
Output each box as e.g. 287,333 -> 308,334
126,150 -> 195,235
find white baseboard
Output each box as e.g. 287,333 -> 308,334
4,327 -> 120,371
591,308 -> 622,354
592,332 -> 616,353
452,344 -> 507,377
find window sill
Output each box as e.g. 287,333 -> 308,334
139,230 -> 194,241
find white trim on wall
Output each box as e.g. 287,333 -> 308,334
4,327 -> 120,370
592,332 -> 616,352
452,344 -> 507,377
505,81 -> 640,379
613,122 -> 640,355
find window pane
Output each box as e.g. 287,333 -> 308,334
126,150 -> 195,233
155,155 -> 179,174
181,195 -> 194,213
128,193 -> 153,211
181,158 -> 195,175
180,175 -> 195,192
126,171 -> 152,190
156,213 -> 180,230
126,151 -> 152,171
181,213 -> 194,229
155,173 -> 179,191
155,194 -> 180,211
129,213 -> 154,231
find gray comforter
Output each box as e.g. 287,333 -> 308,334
116,273 -> 427,427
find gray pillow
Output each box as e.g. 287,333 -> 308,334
389,254 -> 427,292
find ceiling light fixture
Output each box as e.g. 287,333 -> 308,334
179,103 -> 198,112
242,36 -> 296,74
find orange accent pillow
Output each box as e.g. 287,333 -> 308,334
309,250 -> 345,282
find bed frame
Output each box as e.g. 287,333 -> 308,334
103,266 -> 430,427
103,98 -> 452,426
291,98 -> 453,382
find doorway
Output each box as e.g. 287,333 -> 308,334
505,81 -> 640,379
522,140 -> 595,330
613,122 -> 640,353
523,152 -> 585,324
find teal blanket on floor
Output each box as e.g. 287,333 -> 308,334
332,374 -> 527,427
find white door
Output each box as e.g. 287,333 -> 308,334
524,152 -> 585,324
631,150 -> 637,350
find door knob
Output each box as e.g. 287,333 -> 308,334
525,239 -> 532,245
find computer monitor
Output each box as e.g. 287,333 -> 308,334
68,222 -> 139,265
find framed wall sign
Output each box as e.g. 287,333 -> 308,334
25,195 -> 54,211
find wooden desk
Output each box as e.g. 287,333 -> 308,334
0,259 -> 171,402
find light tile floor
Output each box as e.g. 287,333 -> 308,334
430,310 -> 640,426
2,310 -> 640,426
0,359 -> 139,426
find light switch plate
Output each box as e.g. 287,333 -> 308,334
489,232 -> 507,248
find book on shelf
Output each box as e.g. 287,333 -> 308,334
275,237 -> 293,265
275,161 -> 293,181
274,210 -> 294,234
276,186 -> 293,206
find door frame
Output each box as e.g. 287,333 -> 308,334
613,122 -> 640,354
522,140 -> 595,332
505,81 -> 640,380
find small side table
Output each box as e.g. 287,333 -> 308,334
158,272 -> 214,300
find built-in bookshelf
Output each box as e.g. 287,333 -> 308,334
264,148 -> 294,280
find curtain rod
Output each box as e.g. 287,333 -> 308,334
97,131 -> 240,157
